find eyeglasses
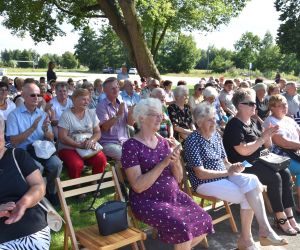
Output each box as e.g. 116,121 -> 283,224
198,88 -> 204,91
29,94 -> 42,98
146,113 -> 163,119
0,88 -> 8,92
240,101 -> 256,107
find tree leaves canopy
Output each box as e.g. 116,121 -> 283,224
275,0 -> 300,60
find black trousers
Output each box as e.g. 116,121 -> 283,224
244,161 -> 295,213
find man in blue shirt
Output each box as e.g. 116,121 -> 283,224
120,80 -> 141,107
6,80 -> 62,205
117,65 -> 129,81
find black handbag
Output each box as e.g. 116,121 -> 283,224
95,200 -> 128,236
258,149 -> 290,172
79,170 -> 128,236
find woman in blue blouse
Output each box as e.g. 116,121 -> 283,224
184,102 -> 286,250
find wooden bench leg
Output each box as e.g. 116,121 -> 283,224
224,201 -> 238,233
130,242 -> 139,250
201,236 -> 209,248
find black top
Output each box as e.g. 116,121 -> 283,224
0,148 -> 47,243
47,69 -> 57,82
223,117 -> 263,163
167,103 -> 193,141
256,96 -> 269,121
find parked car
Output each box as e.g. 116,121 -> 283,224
102,67 -> 114,74
115,68 -> 122,74
129,68 -> 138,74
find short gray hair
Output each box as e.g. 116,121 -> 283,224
286,82 -> 296,88
133,98 -> 162,128
203,86 -> 218,98
193,102 -> 215,124
232,88 -> 255,109
151,88 -> 165,97
103,77 -> 117,88
252,82 -> 267,92
173,85 -> 188,98
55,81 -> 68,91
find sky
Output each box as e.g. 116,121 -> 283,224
0,0 -> 281,56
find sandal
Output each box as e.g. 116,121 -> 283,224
274,217 -> 297,236
287,216 -> 300,233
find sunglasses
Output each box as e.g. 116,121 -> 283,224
29,94 -> 42,97
198,88 -> 204,91
240,101 -> 256,107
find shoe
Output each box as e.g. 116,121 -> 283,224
274,217 -> 297,236
259,233 -> 288,246
237,239 -> 260,250
287,216 -> 300,233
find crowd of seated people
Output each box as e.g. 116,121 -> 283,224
1,72 -> 300,249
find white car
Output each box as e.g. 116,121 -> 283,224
129,68 -> 138,74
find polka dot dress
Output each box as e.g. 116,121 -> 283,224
121,137 -> 214,244
184,131 -> 227,191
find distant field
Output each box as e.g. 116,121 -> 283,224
4,68 -> 299,83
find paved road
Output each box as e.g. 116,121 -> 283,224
123,203 -> 300,250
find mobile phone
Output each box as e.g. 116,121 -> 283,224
242,160 -> 253,168
173,144 -> 181,153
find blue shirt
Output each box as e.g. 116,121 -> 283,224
184,130 -> 227,191
120,91 -> 141,107
6,104 -> 52,149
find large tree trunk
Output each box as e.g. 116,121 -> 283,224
97,0 -> 161,80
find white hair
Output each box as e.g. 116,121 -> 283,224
253,83 -> 267,92
202,86 -> 218,98
173,85 -> 188,98
193,102 -> 215,124
133,98 -> 162,128
151,88 -> 165,97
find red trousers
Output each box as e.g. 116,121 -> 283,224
58,149 -> 107,179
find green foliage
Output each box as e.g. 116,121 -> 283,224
275,0 -> 300,60
75,26 -> 130,71
61,51 -> 78,69
209,55 -> 234,73
157,34 -> 200,73
233,32 -> 261,69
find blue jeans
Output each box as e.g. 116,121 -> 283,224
34,155 -> 63,194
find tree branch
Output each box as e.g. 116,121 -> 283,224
52,0 -> 106,18
153,17 -> 171,61
150,19 -> 158,55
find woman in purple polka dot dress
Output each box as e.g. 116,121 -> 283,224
121,98 -> 213,250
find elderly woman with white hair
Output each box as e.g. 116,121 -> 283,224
150,88 -> 174,138
203,86 -> 227,129
253,83 -> 269,129
167,85 -> 195,142
121,98 -> 213,250
184,102 -> 287,250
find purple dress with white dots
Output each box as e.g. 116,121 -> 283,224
121,137 -> 214,244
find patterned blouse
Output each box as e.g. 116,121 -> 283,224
167,103 -> 193,141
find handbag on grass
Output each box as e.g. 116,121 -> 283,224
12,148 -> 64,232
258,149 -> 290,172
79,170 -> 128,236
